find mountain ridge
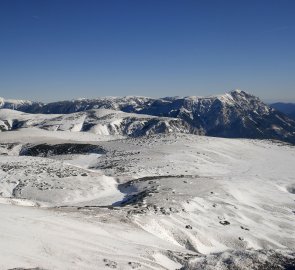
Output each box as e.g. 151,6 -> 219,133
0,108 -> 199,137
0,89 -> 255,112
1,90 -> 295,144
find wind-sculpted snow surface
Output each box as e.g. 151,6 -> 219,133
0,131 -> 295,269
1,90 -> 295,143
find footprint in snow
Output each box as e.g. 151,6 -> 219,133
128,262 -> 141,268
240,226 -> 250,231
103,259 -> 117,268
219,220 -> 230,226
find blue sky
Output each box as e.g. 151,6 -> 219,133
0,0 -> 294,102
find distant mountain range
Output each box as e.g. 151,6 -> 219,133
271,102 -> 295,120
1,90 -> 295,144
0,108 -> 197,137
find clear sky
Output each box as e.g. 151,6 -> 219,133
0,0 -> 294,102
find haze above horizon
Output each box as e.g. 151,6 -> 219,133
0,0 -> 294,103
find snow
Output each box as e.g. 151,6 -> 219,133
2,89 -> 295,145
0,203 -> 179,270
0,108 -> 190,137
0,131 -> 294,269
0,127 -> 124,144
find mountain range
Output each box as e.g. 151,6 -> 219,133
0,108 -> 197,137
1,91 -> 295,269
1,90 -> 295,144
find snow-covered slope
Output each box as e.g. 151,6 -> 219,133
2,90 -> 295,144
0,97 -> 43,112
0,108 -> 198,136
0,132 -> 294,269
1,91 -> 295,269
130,90 -> 295,144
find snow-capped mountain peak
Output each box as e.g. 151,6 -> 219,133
1,90 -> 295,144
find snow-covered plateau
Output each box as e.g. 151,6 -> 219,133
0,91 -> 295,269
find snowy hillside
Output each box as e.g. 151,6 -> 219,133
1,90 -> 295,144
0,91 -> 295,269
0,109 -> 198,136
0,131 -> 294,269
0,97 -> 43,112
